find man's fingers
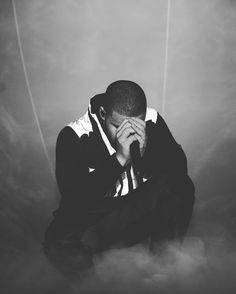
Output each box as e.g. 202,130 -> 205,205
116,120 -> 131,136
119,126 -> 135,142
126,134 -> 137,145
130,118 -> 145,132
116,118 -> 146,142
116,122 -> 133,138
134,132 -> 144,144
131,117 -> 146,128
130,119 -> 146,142
117,119 -> 129,133
131,122 -> 145,138
116,119 -> 128,136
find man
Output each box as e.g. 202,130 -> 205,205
43,80 -> 195,277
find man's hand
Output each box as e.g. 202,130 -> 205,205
129,117 -> 147,158
115,119 -> 137,166
115,118 -> 147,167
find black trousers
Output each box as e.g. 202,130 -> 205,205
43,173 -> 195,278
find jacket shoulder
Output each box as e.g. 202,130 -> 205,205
67,111 -> 93,138
56,126 -> 81,152
145,107 -> 159,123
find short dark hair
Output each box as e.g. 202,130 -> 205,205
104,80 -> 147,117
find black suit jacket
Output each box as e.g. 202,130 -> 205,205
54,94 -> 188,224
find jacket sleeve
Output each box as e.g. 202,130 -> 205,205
55,126 -> 124,215
141,113 -> 188,177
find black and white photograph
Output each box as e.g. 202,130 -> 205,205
0,1 -> 236,293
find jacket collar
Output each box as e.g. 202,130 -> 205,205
88,94 -> 116,156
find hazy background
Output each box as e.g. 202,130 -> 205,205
0,0 -> 236,293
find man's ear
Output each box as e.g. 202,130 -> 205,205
99,106 -> 106,121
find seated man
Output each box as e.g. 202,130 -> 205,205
43,80 -> 195,278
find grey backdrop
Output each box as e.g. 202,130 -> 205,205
0,0 -> 236,293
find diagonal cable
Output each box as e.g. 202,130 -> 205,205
161,0 -> 171,117
12,0 -> 55,181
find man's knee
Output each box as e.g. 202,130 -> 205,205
139,173 -> 172,199
44,216 -> 81,244
143,173 -> 194,199
175,175 -> 195,207
43,237 -> 94,277
147,173 -> 195,214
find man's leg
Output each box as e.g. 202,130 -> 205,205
80,173 -> 195,252
42,218 -> 94,280
42,238 -> 93,279
149,174 -> 195,247
43,173 -> 195,277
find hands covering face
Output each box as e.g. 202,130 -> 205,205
115,117 -> 147,166
129,117 -> 147,158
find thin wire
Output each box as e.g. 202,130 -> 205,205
161,0 -> 171,117
12,0 -> 55,181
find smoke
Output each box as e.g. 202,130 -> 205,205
0,0 -> 236,293
0,105 -> 63,293
0,103 -> 235,294
65,236 -> 236,294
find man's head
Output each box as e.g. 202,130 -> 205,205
99,80 -> 147,148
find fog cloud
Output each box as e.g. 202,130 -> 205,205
0,0 -> 236,293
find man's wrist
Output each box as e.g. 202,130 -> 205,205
115,153 -> 127,167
